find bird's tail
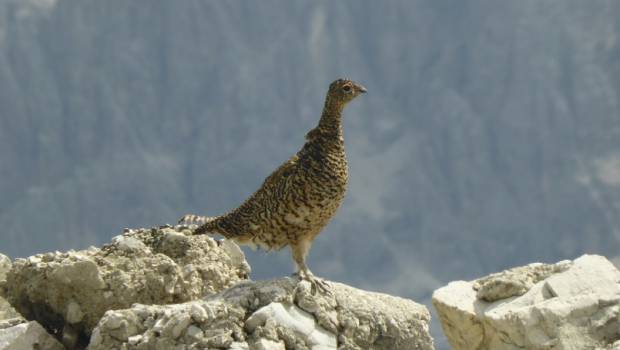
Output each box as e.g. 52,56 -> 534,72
178,214 -> 221,236
177,214 -> 217,227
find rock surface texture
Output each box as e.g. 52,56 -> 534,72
0,319 -> 65,350
0,254 -> 19,321
88,278 -> 433,350
433,254 -> 620,350
1,226 -> 250,348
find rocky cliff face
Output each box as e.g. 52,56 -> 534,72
0,227 -> 433,349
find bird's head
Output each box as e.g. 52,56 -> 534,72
327,78 -> 367,107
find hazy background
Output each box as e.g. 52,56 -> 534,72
1,1 -> 620,348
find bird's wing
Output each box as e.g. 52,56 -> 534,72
219,154 -> 299,232
261,154 -> 299,189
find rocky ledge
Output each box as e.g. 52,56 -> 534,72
0,226 -> 250,349
5,224 -> 617,350
89,278 -> 432,350
0,226 -> 433,350
433,254 -> 620,350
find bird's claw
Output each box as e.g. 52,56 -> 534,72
294,271 -> 332,296
309,276 -> 332,296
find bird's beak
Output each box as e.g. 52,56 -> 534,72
357,84 -> 368,94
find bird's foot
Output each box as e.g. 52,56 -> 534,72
294,270 -> 332,296
309,276 -> 332,296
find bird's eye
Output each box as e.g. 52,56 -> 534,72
342,85 -> 352,92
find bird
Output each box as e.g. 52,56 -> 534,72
179,78 -> 367,292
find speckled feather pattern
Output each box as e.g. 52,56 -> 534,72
180,79 -> 366,278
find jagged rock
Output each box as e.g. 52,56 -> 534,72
0,299 -> 20,332
433,254 -> 620,350
88,277 -> 433,350
0,254 -> 19,321
473,260 -> 572,302
3,226 -> 250,349
603,340 -> 620,350
0,255 -> 10,282
0,319 -> 65,350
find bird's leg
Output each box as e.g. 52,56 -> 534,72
291,240 -> 331,295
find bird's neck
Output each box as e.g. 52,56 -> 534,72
316,96 -> 344,137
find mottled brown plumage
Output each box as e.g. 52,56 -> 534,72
179,79 -> 366,289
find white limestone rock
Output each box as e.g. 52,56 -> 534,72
0,320 -> 64,350
245,302 -> 336,349
89,277 -> 433,350
473,260 -> 572,302
3,226 -> 250,349
251,338 -> 286,350
230,341 -> 250,350
433,254 -> 620,350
